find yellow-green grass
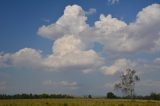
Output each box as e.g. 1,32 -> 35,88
0,99 -> 160,106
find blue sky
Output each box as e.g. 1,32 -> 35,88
0,0 -> 160,96
1,0 -> 159,53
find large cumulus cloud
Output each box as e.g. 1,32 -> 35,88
0,4 -> 160,76
92,4 -> 160,53
38,5 -> 89,40
44,35 -> 104,71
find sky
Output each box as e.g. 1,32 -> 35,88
0,0 -> 160,96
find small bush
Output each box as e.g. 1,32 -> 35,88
118,103 -> 124,106
63,103 -> 68,106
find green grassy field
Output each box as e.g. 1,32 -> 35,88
0,99 -> 160,106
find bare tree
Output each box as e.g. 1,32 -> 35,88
114,68 -> 140,98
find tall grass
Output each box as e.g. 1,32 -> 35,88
0,99 -> 160,106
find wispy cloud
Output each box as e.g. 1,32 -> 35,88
108,0 -> 119,5
85,8 -> 96,15
42,18 -> 51,23
43,80 -> 79,90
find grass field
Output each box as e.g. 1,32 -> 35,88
0,99 -> 160,106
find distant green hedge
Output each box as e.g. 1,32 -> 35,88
0,93 -> 74,99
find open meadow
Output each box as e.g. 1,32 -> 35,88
0,99 -> 160,106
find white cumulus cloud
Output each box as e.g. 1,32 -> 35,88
0,3 -> 160,76
0,36 -> 104,72
11,48 -> 43,68
101,58 -> 136,75
44,35 -> 104,71
0,48 -> 43,68
91,4 -> 160,53
38,5 -> 88,40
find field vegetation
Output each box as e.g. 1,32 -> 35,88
0,99 -> 160,106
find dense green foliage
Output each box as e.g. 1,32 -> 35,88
107,92 -> 117,99
0,99 -> 160,106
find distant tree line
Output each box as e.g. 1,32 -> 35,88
106,92 -> 160,100
135,92 -> 160,100
1,92 -> 160,100
0,93 -> 74,99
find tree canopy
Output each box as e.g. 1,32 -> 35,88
114,68 -> 140,98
